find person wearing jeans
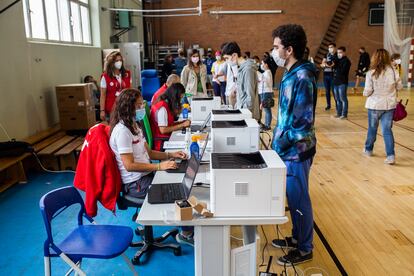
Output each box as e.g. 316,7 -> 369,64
257,57 -> 274,130
333,46 -> 351,119
321,43 -> 337,110
363,48 -> 402,165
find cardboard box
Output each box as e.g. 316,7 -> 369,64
56,84 -> 96,130
175,200 -> 193,221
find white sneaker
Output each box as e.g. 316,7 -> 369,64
363,149 -> 373,157
384,156 -> 395,165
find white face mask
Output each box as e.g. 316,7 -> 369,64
260,64 -> 265,71
216,56 -> 221,61
395,59 -> 402,65
328,48 -> 334,54
271,48 -> 286,67
337,53 -> 343,59
191,56 -> 200,64
114,61 -> 122,69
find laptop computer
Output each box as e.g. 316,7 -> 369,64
190,112 -> 211,132
166,133 -> 209,173
147,154 -> 199,204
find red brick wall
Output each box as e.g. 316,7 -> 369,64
154,0 -> 383,82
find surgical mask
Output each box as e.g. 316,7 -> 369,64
191,57 -> 199,64
260,64 -> 265,71
114,61 -> 123,69
135,108 -> 146,121
395,59 -> 401,65
271,48 -> 286,67
216,56 -> 221,61
337,53 -> 343,59
328,48 -> 334,54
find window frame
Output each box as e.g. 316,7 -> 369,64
23,0 -> 92,46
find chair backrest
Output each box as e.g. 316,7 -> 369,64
40,186 -> 85,245
141,69 -> 160,102
141,114 -> 153,150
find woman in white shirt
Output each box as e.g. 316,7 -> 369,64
257,57 -> 274,130
109,88 -> 187,197
211,51 -> 227,104
363,49 -> 402,165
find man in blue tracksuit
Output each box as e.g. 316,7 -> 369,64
269,24 -> 317,266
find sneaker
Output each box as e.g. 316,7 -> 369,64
277,249 -> 313,266
325,106 -> 331,111
384,156 -> 395,165
271,236 -> 297,249
334,114 -> 340,118
176,232 -> 194,246
363,149 -> 373,157
340,116 -> 347,120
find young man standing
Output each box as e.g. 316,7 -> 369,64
270,24 -> 317,266
333,46 -> 351,119
353,47 -> 370,93
222,41 -> 260,120
321,43 -> 337,110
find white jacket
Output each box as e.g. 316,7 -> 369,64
363,66 -> 402,110
180,64 -> 207,96
257,69 -> 273,94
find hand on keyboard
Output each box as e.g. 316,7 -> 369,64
160,160 -> 178,170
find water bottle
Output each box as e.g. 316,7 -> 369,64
190,135 -> 200,160
182,103 -> 189,119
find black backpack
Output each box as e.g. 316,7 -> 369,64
0,140 -> 34,157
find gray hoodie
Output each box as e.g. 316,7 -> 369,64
236,59 -> 260,120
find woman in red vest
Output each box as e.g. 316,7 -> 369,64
100,51 -> 132,121
150,83 -> 191,151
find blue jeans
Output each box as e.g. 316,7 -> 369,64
285,158 -> 314,253
323,72 -> 333,108
365,109 -> 395,157
213,81 -> 227,104
260,92 -> 273,127
333,84 -> 348,117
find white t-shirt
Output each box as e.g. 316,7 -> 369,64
212,61 -> 226,82
100,74 -> 122,89
155,106 -> 168,127
225,64 -> 238,96
257,69 -> 273,94
109,122 -> 151,184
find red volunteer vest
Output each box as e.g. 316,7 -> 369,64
150,100 -> 175,151
102,70 -> 131,114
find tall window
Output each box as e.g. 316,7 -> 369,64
23,0 -> 92,45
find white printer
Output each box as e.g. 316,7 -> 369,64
210,151 -> 286,217
211,109 -> 252,121
211,119 -> 259,153
190,96 -> 221,121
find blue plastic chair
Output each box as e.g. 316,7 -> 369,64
39,186 -> 138,276
141,69 -> 160,102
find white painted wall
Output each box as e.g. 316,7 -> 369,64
0,0 -> 144,140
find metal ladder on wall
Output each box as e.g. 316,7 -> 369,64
314,0 -> 354,65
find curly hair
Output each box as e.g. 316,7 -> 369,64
109,88 -> 142,136
272,24 -> 307,60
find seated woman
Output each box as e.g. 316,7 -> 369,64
109,88 -> 186,198
150,83 -> 191,151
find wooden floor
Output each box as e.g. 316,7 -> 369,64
243,88 -> 414,275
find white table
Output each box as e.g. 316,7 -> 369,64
137,130 -> 288,276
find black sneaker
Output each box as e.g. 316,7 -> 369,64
325,106 -> 331,110
271,236 -> 297,249
277,249 -> 313,266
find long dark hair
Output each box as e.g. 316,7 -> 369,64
105,51 -> 127,79
187,49 -> 202,69
110,88 -> 142,136
159,83 -> 185,113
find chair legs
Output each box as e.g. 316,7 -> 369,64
130,226 -> 182,265
44,257 -> 51,276
121,253 -> 139,276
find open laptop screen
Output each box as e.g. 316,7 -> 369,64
182,154 -> 199,198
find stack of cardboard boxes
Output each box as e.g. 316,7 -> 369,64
56,84 -> 97,131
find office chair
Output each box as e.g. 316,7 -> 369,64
141,70 -> 160,102
140,102 -> 169,151
117,185 -> 181,265
40,186 -> 138,276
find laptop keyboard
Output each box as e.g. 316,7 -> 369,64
161,184 -> 184,201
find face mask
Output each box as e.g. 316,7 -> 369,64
216,56 -> 221,61
114,61 -> 122,69
271,48 -> 286,67
328,48 -> 334,54
337,53 -> 343,59
395,59 -> 401,65
260,64 -> 265,71
191,57 -> 199,64
135,108 -> 146,121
